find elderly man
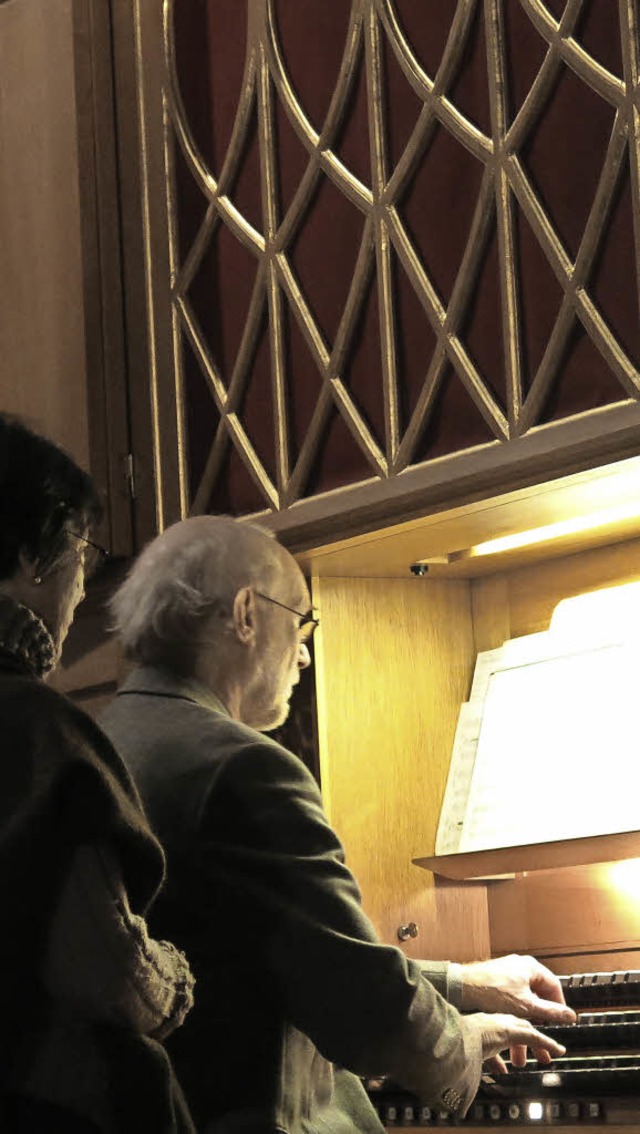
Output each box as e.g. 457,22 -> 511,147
101,515 -> 573,1134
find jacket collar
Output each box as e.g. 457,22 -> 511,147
117,665 -> 231,718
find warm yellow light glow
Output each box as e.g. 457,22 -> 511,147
527,1102 -> 544,1121
468,501 -> 640,558
551,580 -> 640,642
604,858 -> 640,901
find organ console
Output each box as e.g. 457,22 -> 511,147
367,972 -> 640,1127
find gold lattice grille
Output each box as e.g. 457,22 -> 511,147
163,0 -> 640,517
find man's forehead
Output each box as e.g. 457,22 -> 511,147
289,575 -> 311,608
279,556 -> 310,607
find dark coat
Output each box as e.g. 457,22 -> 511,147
0,653 -> 194,1133
101,667 -> 482,1134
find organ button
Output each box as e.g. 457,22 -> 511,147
547,1102 -> 562,1120
489,1103 -> 502,1120
507,1102 -> 521,1120
566,1102 -> 581,1119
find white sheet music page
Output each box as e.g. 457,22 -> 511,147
436,628 -> 640,856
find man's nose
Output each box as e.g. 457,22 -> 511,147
298,641 -> 312,669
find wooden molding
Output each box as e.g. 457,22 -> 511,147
415,831 -> 640,881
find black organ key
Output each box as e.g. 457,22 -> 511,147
544,1013 -> 640,1049
480,1054 -> 640,1097
560,970 -> 640,1007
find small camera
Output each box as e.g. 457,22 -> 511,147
410,563 -> 428,577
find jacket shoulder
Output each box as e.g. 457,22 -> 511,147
0,674 -> 164,908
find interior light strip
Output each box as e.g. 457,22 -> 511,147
465,500 -> 640,558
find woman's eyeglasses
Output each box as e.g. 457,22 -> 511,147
254,591 -> 319,642
66,530 -> 110,576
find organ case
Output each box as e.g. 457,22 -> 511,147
303,457 -> 640,1132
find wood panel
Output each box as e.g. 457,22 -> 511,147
538,951 -> 640,977
417,832 -> 640,882
296,453 -> 640,578
469,533 -> 640,660
73,0 -> 134,554
312,574 -> 490,961
0,0 -> 133,556
109,0 -> 187,545
499,536 -> 640,639
0,0 -> 89,461
488,863 -> 640,959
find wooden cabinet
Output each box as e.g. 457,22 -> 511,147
304,466 -> 640,1131
302,458 -> 640,976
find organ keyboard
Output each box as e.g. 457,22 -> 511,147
368,971 -> 640,1126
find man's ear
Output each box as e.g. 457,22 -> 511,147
232,586 -> 257,645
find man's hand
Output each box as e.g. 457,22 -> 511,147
458,954 -> 575,1068
460,954 -> 575,1023
465,1012 -> 567,1075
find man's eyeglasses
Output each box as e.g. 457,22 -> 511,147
66,529 -> 110,576
255,591 -> 319,642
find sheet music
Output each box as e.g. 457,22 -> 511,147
437,632 -> 640,857
435,703 -> 482,855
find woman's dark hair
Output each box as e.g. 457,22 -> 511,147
0,414 -> 103,581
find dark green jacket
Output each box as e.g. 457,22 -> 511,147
101,667 -> 482,1134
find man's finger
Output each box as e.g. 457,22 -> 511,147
526,1031 -> 566,1060
531,1046 -> 553,1065
509,1043 -> 528,1068
528,997 -> 576,1024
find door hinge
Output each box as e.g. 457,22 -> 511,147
125,453 -> 136,499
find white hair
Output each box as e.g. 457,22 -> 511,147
110,515 -> 284,671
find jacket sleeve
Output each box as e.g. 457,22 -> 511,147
197,739 -> 482,1114
420,961 -> 463,1008
42,843 -> 195,1039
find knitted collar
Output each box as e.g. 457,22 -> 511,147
0,595 -> 57,679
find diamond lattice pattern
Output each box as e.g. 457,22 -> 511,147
166,0 -> 640,514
